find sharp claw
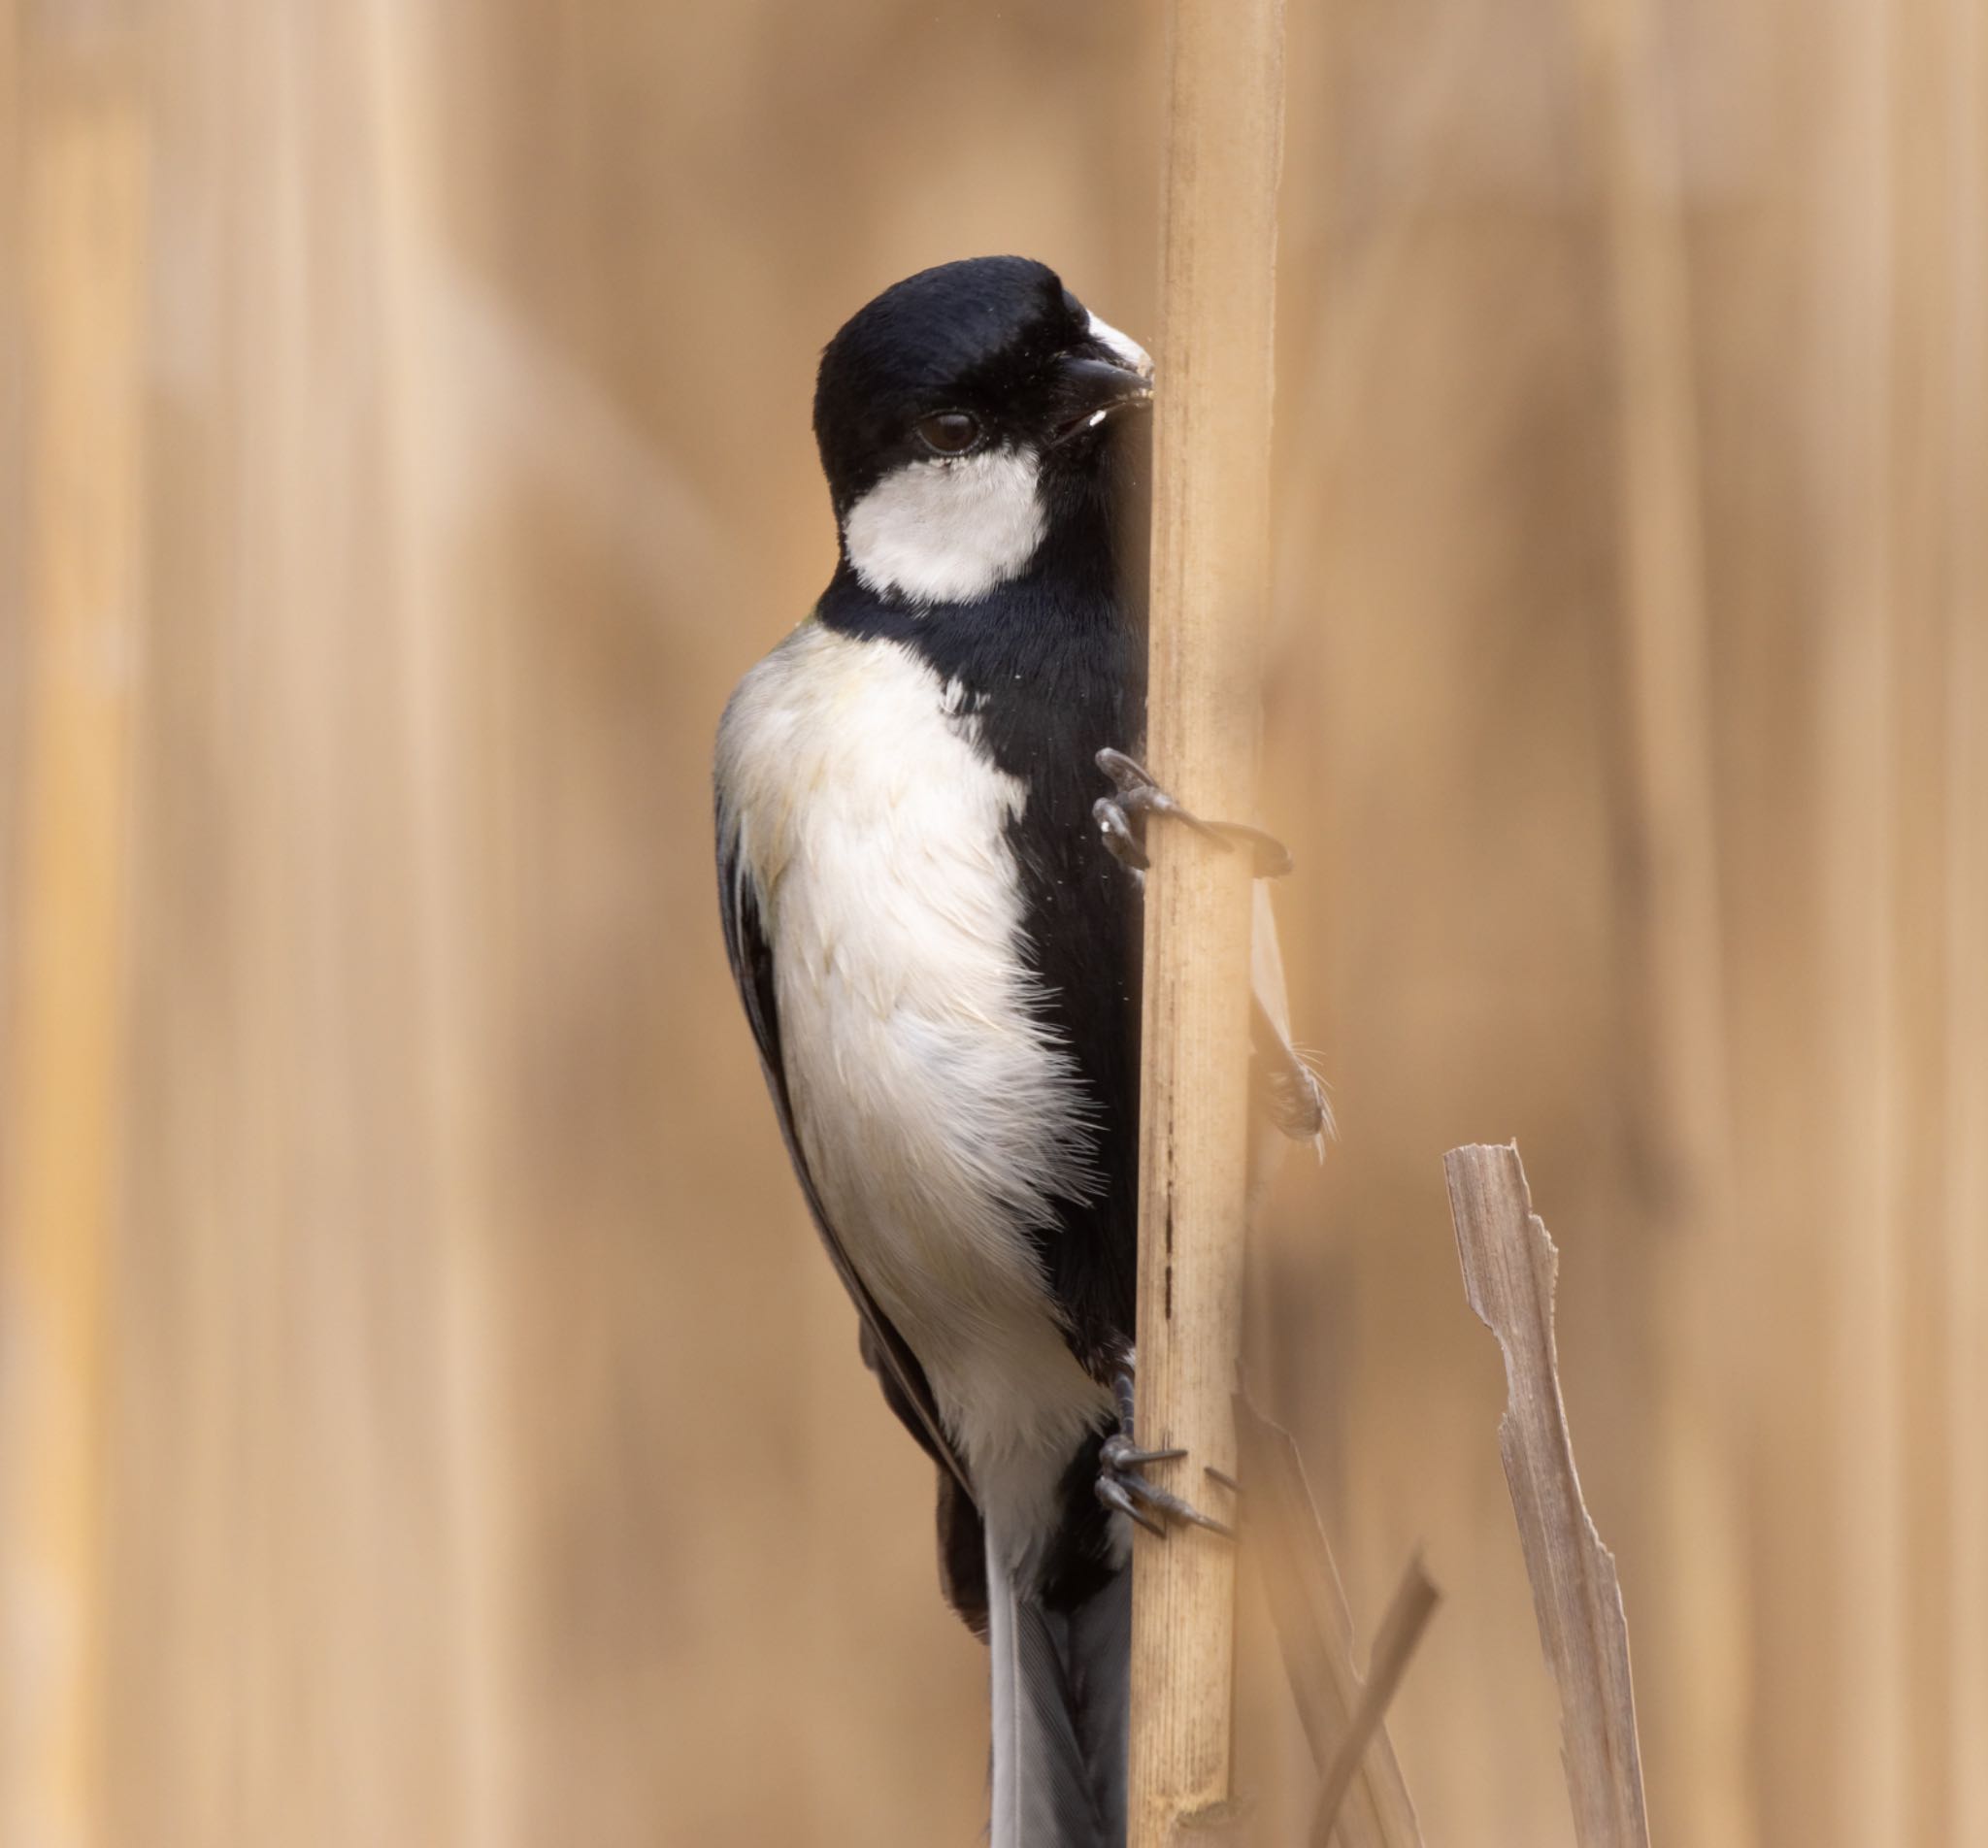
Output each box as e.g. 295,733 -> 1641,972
1098,1363 -> 1236,1540
1102,1435 -> 1190,1473
1095,746 -> 1154,794
1095,750 -> 1201,832
1093,748 -> 1294,875
1093,797 -> 1150,873
1098,1475 -> 1168,1537
1204,1466 -> 1242,1497
1120,1474 -> 1237,1539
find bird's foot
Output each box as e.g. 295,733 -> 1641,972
1091,748 -> 1293,879
1095,1370 -> 1236,1539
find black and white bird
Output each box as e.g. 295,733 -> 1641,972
714,255 -> 1324,1848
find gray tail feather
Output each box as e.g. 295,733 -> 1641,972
988,1554 -> 1131,1848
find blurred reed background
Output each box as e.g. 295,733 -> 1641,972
1,1 -> 1983,1844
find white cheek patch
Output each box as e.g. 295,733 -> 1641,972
843,446 -> 1046,607
1087,311 -> 1154,380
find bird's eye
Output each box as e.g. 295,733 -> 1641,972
915,412 -> 981,456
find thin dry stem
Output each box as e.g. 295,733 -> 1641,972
1308,1556 -> 1439,1848
1233,1396 -> 1426,1848
1443,1143 -> 1651,1848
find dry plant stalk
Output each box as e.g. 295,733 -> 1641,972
1562,0 -> 1748,1831
1308,1557 -> 1439,1848
1945,7 -> 1988,1829
1233,1398 -> 1427,1848
1443,1143 -> 1651,1848
0,19 -> 148,1848
1128,0 -> 1286,1843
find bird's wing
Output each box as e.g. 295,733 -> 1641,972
715,823 -> 975,1502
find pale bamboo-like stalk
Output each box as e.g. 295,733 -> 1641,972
355,7 -> 520,1842
1803,3 -> 1909,1841
1128,3 -> 1287,1843
1570,0 -> 1729,1209
1888,0 -> 1973,1835
0,16 -> 147,1848
1942,0 -> 1988,1828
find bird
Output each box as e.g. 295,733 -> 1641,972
713,255 -> 1325,1848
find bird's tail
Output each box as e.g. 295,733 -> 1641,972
987,1542 -> 1131,1848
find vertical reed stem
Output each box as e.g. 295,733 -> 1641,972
1,16 -> 146,1848
1128,4 -> 1286,1843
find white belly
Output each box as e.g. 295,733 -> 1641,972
716,621 -> 1112,1533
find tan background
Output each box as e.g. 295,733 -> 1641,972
3,1 -> 1984,1844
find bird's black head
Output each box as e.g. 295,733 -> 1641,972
812,255 -> 1152,607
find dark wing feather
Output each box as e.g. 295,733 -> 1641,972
715,828 -> 975,1503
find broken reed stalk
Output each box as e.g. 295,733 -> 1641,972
1443,1143 -> 1651,1848
1127,2 -> 1287,1844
